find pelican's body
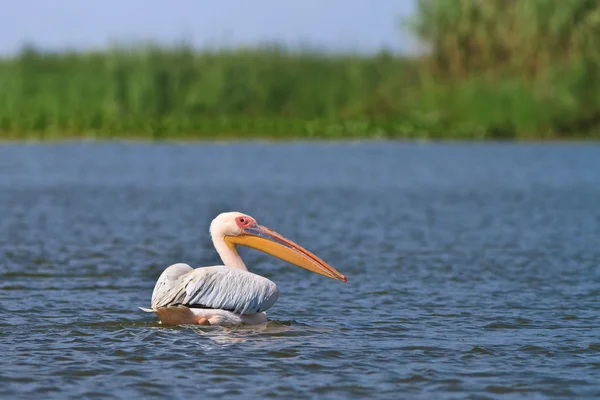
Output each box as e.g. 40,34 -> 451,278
141,212 -> 346,326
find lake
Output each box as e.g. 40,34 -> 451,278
1,142 -> 599,399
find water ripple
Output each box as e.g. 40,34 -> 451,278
1,143 -> 600,399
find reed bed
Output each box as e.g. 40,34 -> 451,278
2,0 -> 600,140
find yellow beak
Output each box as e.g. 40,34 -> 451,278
224,224 -> 347,282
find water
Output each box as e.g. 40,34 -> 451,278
1,142 -> 599,399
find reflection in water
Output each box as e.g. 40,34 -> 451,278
185,320 -> 333,345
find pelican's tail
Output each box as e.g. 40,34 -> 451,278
139,307 -> 155,313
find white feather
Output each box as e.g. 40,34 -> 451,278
150,264 -> 279,315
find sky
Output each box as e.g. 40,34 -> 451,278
0,0 -> 417,55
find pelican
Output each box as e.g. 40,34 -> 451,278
140,212 -> 346,326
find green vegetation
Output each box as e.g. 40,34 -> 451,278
0,47 -> 416,140
405,0 -> 600,139
1,0 -> 600,140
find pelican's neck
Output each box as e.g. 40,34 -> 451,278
212,235 -> 248,271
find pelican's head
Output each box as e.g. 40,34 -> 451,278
210,212 -> 347,282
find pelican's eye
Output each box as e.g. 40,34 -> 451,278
235,216 -> 254,228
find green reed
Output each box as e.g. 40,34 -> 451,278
402,0 -> 600,139
0,46 -> 412,139
407,0 -> 600,77
2,0 -> 600,141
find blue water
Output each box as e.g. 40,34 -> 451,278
1,142 -> 599,399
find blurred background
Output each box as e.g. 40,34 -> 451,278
2,0 -> 599,141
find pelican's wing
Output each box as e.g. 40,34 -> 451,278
151,266 -> 279,315
151,263 -> 194,308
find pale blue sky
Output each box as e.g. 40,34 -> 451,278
0,0 -> 416,55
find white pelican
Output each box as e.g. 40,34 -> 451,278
140,212 -> 346,326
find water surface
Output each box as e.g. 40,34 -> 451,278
1,142 -> 600,399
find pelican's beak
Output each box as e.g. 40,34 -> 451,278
224,224 -> 347,282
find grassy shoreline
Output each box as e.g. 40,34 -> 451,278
3,1 -> 600,141
1,133 -> 598,144
1,130 -> 599,142
1,44 -> 598,141
2,131 -> 598,142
